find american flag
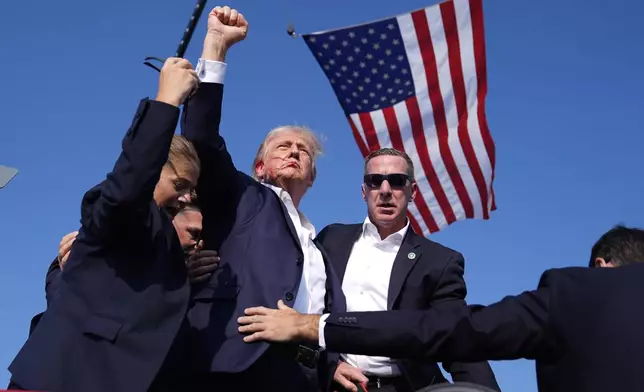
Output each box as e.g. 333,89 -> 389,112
303,0 -> 496,236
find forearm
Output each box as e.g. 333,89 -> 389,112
81,100 -> 179,235
324,289 -> 552,362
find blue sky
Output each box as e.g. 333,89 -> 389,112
1,0 -> 642,390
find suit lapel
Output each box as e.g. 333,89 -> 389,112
334,225 -> 364,282
387,230 -> 422,310
272,191 -> 303,252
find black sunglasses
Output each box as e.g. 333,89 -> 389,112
364,173 -> 410,189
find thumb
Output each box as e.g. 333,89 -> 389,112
277,299 -> 290,310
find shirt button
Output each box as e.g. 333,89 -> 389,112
285,292 -> 294,301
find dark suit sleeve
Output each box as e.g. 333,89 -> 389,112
181,83 -> 244,249
45,258 -> 62,307
80,99 -> 180,239
324,280 -> 554,362
30,258 -> 64,336
430,253 -> 467,309
430,254 -> 500,390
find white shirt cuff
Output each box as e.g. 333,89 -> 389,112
318,313 -> 330,349
196,58 -> 227,84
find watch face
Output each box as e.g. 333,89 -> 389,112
0,166 -> 18,188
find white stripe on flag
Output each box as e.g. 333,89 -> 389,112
349,113 -> 368,149
370,110 -> 393,149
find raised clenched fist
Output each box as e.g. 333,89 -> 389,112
207,6 -> 248,47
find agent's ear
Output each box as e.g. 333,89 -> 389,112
594,257 -> 616,268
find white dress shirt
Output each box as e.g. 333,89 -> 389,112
322,217 -> 409,376
262,184 -> 328,315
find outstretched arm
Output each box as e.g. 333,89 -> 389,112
238,274 -> 558,364
81,58 -> 198,240
180,6 -> 248,246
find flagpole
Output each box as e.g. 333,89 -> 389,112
144,0 -> 208,71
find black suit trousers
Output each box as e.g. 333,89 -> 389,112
188,345 -> 319,392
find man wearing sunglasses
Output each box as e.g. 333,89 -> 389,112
314,148 -> 499,392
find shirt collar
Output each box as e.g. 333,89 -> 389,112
262,183 -> 316,236
362,216 -> 409,244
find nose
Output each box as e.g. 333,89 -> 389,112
288,144 -> 300,158
379,180 -> 393,196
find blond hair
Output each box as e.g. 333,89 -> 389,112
167,135 -> 200,178
251,125 -> 323,182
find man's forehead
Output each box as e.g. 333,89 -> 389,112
367,155 -> 408,173
267,131 -> 313,147
176,209 -> 202,221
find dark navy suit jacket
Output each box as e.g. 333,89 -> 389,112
9,99 -> 190,392
317,223 -> 499,391
323,262 -> 644,392
181,83 -> 346,388
27,258 -> 60,336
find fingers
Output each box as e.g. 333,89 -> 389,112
349,371 -> 369,384
58,230 -> 78,266
60,231 -> 78,245
242,331 -> 266,343
164,57 -> 194,70
244,306 -> 272,316
335,375 -> 358,392
215,6 -> 231,23
237,315 -> 265,328
188,264 -> 217,280
193,250 -> 219,258
229,9 -> 239,26
189,272 -> 212,284
277,299 -> 289,310
237,13 -> 248,29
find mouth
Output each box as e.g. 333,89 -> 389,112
377,203 -> 397,214
283,161 -> 300,169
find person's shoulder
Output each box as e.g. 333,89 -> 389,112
412,231 -> 462,260
317,223 -> 362,242
536,265 -> 596,289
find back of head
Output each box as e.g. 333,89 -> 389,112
589,225 -> 644,268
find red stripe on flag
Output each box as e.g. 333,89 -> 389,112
359,113 -> 381,151
382,106 -> 440,232
405,96 -> 456,224
440,0 -> 489,219
347,116 -> 370,157
470,0 -> 497,211
408,212 -> 424,235
411,9 -> 473,219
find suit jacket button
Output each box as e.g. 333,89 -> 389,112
296,255 -> 304,265
285,292 -> 294,301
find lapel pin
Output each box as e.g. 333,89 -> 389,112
407,252 -> 416,260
